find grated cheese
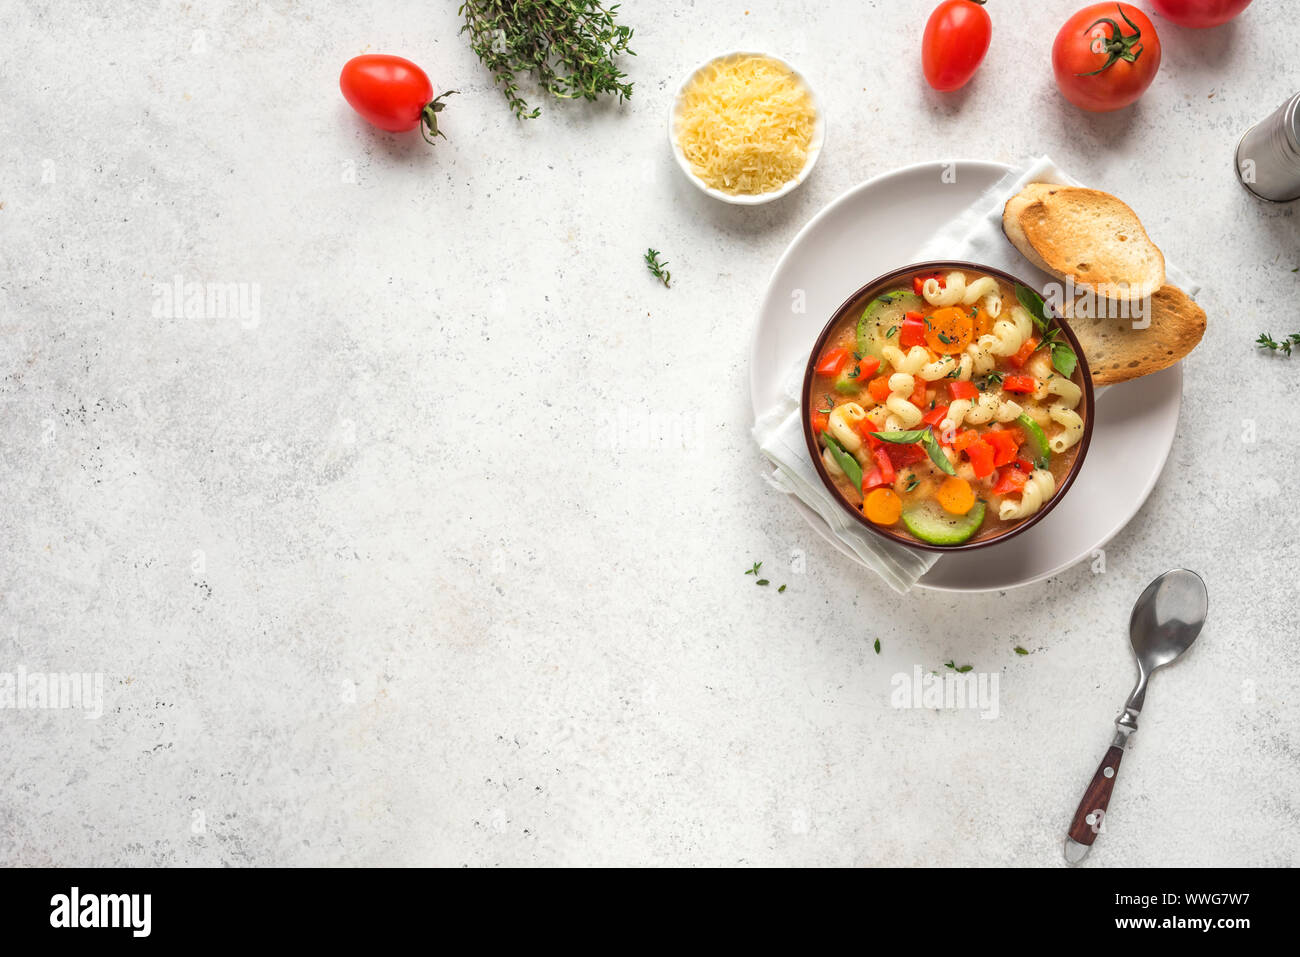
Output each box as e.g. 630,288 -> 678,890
675,54 -> 816,196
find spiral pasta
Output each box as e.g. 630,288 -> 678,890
955,335 -> 999,380
884,373 -> 923,429
961,276 -> 1003,318
989,305 -> 1034,357
822,446 -> 845,478
881,344 -> 929,375
921,271 -> 967,307
994,398 -> 1023,423
1046,376 -> 1084,452
1049,408 -> 1085,452
827,402 -> 868,453
998,469 -> 1057,521
920,354 -> 958,382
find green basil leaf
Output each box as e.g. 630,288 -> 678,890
920,430 -> 957,476
871,429 -> 929,444
1051,343 -> 1078,378
822,433 -> 863,488
1014,283 -> 1051,334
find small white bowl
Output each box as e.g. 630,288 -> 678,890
667,50 -> 826,206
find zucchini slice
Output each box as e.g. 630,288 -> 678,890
901,499 -> 986,546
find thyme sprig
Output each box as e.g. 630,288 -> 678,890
1257,332 -> 1300,356
459,0 -> 636,120
644,248 -> 671,287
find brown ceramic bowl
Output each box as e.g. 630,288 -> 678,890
801,261 -> 1095,553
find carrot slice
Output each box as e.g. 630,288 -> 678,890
924,306 -> 974,355
863,488 -> 902,526
936,476 -> 976,515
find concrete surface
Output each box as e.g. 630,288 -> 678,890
1,0 -> 1297,866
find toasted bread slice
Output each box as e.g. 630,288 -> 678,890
1003,184 -> 1165,302
1062,284 -> 1206,385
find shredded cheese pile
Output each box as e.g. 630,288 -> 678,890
675,55 -> 816,196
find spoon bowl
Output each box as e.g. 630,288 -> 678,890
1129,568 -> 1209,672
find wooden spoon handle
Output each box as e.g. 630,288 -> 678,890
1067,744 -> 1125,847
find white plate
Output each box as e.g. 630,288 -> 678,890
749,160 -> 1183,593
668,51 -> 826,206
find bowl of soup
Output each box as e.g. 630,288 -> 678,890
802,262 -> 1094,551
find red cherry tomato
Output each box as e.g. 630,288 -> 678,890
339,54 -> 455,143
922,1 -> 993,92
1053,4 -> 1161,113
1148,0 -> 1252,28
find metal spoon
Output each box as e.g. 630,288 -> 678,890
1063,568 -> 1209,864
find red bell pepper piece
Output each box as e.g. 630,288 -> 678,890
984,429 -> 1019,467
1015,457 -> 1035,473
908,376 -> 928,408
815,347 -> 850,377
992,466 -> 1030,495
1002,374 -> 1038,394
867,376 -> 892,403
854,417 -> 882,449
922,405 -> 950,428
862,467 -> 887,492
856,356 -> 881,380
1003,426 -> 1026,447
948,380 -> 978,402
899,316 -> 927,349
882,442 -> 927,468
873,448 -> 896,485
966,439 -> 996,478
952,429 -> 981,453
912,272 -> 945,295
1007,336 -> 1040,369
811,411 -> 829,434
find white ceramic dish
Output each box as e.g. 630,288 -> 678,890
749,160 -> 1183,592
667,50 -> 825,206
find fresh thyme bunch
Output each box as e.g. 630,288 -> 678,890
458,0 -> 635,119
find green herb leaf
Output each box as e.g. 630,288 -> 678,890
1014,284 -> 1051,334
778,584 -> 787,593
873,638 -> 881,654
886,325 -> 899,338
756,579 -> 770,586
1257,332 -> 1300,357
744,561 -> 761,576
871,429 -> 929,444
644,248 -> 671,287
1014,646 -> 1029,656
460,0 -> 635,120
871,427 -> 956,476
822,433 -> 864,488
1051,342 -> 1078,378
944,660 -> 973,673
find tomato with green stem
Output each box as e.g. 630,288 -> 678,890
340,54 -> 456,143
921,1 -> 993,92
1053,4 -> 1161,112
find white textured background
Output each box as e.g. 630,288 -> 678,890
1,0 -> 1297,866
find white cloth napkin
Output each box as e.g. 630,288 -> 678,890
752,155 -> 1200,594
